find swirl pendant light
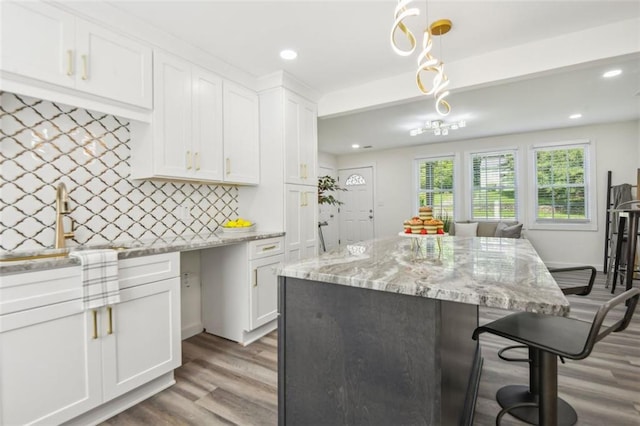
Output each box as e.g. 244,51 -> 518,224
390,0 -> 420,56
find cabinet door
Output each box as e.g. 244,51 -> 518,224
192,66 -> 224,181
300,100 -> 318,183
284,91 -> 318,185
75,20 -> 152,108
101,277 -> 181,402
302,188 -> 319,258
285,186 -> 304,261
153,52 -> 193,179
249,254 -> 284,330
0,303 -> 101,426
0,1 -> 75,88
223,81 -> 260,184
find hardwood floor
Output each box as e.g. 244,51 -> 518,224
103,272 -> 639,425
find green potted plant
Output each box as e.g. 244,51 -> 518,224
318,175 -> 345,206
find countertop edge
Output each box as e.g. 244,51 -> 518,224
1,231 -> 285,274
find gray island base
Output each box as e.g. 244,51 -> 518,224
277,236 -> 569,425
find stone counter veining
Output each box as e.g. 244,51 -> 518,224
277,235 -> 570,315
0,231 -> 285,274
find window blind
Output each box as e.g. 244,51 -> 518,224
416,157 -> 454,218
470,150 -> 517,220
534,144 -> 588,222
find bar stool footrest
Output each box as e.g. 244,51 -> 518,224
497,344 -> 530,362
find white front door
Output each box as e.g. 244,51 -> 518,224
338,167 -> 374,245
318,166 -> 339,251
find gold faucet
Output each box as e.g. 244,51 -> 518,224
55,182 -> 75,249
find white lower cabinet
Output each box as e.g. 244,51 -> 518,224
201,237 -> 284,345
101,277 -> 181,402
0,253 -> 181,425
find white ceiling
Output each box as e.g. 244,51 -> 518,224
107,0 -> 640,155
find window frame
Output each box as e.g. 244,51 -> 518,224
527,139 -> 597,231
413,154 -> 458,219
467,148 -> 520,222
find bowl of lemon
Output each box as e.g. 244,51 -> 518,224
220,218 -> 256,234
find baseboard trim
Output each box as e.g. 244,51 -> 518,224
63,372 -> 175,426
182,322 -> 204,340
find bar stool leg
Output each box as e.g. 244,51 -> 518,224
496,348 -> 577,425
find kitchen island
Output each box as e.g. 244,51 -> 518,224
276,235 -> 569,426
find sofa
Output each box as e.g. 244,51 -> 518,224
449,220 -> 523,238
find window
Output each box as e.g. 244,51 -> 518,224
416,156 -> 455,218
470,150 -> 518,220
532,142 -> 592,225
345,174 -> 366,186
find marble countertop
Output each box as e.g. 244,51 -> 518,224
0,230 -> 285,274
277,235 -> 570,315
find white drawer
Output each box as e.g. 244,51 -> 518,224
0,266 -> 82,315
119,252 -> 180,289
249,237 -> 284,260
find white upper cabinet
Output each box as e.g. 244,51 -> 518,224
1,1 -> 76,88
133,51 -> 257,185
192,66 -> 224,181
152,52 -> 193,179
74,20 -> 152,108
0,1 -> 152,109
284,90 -> 318,185
223,81 -> 260,185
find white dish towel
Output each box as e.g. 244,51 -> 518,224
70,249 -> 120,309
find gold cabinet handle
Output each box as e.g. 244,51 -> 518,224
226,158 -> 231,175
194,152 -> 200,171
81,54 -> 88,80
66,50 -> 73,76
262,245 -> 277,251
186,150 -> 192,170
253,269 -> 258,287
92,310 -> 98,339
303,164 -> 308,179
107,306 -> 113,335
300,163 -> 304,179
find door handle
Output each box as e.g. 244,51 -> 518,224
186,151 -> 192,170
369,215 -> 374,219
194,152 -> 200,170
226,158 -> 231,175
253,269 -> 258,287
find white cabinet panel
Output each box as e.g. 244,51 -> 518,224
153,52 -> 192,178
192,66 -> 224,181
1,303 -> 101,426
284,90 -> 317,185
249,255 -> 281,329
285,185 -> 318,261
1,1 -> 75,88
102,278 -> 181,401
223,81 -> 260,185
75,20 -> 152,108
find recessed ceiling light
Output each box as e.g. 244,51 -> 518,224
351,144 -> 360,149
569,113 -> 582,119
602,69 -> 622,78
280,49 -> 297,60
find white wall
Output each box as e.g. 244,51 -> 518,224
336,120 -> 639,269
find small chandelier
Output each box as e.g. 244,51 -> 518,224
390,1 -> 453,117
409,119 -> 466,136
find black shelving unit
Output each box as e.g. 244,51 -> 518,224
603,170 -> 638,289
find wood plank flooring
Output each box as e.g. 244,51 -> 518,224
103,272 -> 639,425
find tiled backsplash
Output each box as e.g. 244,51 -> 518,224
0,92 -> 238,252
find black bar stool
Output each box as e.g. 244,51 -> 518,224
493,266 -> 597,425
473,288 -> 640,426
